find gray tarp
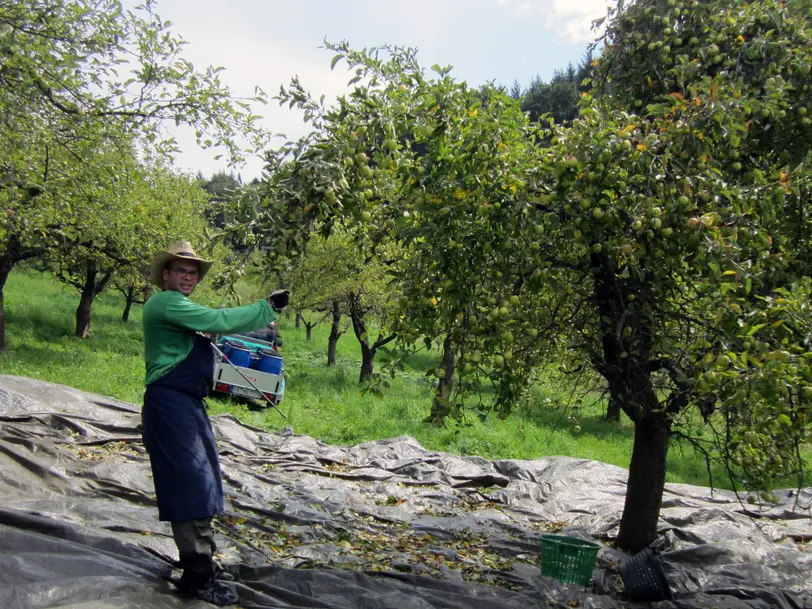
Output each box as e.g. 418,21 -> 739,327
0,374 -> 809,608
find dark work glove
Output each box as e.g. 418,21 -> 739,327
269,289 -> 290,311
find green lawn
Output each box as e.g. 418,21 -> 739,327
1,268 -> 804,490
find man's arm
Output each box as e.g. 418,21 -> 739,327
162,293 -> 276,334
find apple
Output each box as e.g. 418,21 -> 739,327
621,243 -> 634,256
632,220 -> 643,231
592,207 -> 605,219
592,243 -> 603,253
360,211 -> 372,221
355,153 -> 368,165
687,217 -> 701,229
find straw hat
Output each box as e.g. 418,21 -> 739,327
149,241 -> 214,287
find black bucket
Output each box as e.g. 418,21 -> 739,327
619,547 -> 672,602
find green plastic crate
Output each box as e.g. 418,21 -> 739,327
540,534 -> 600,586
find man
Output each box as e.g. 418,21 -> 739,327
141,241 -> 290,606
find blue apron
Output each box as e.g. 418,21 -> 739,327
142,334 -> 223,522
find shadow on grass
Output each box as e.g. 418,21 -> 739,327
284,360 -> 358,393
514,397 -> 635,441
6,308 -> 74,345
374,347 -> 437,375
7,298 -> 144,357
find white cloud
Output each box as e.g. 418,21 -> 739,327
546,0 -> 614,42
499,0 -> 614,43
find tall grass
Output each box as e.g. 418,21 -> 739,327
2,268 -> 806,490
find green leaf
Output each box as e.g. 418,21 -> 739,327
745,324 -> 767,336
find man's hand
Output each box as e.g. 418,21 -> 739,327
269,289 -> 290,312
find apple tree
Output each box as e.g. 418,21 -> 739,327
239,0 -> 810,553
47,155 -> 210,337
0,0 -> 269,349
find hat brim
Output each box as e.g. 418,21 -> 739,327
150,251 -> 214,287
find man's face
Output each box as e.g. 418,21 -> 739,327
162,260 -> 200,296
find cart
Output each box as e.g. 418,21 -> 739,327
210,334 -> 285,406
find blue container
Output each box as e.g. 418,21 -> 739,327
256,349 -> 283,375
226,343 -> 252,368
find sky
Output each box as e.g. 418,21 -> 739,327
132,0 -> 614,180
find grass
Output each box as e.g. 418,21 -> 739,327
1,268 -> 806,490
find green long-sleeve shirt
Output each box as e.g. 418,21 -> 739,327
142,290 -> 276,385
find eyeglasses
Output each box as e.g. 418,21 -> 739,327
169,267 -> 199,279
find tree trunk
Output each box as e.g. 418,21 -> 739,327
74,263 -> 113,338
425,335 -> 456,425
616,410 -> 671,552
348,292 -> 374,383
295,311 -> 302,329
327,299 -> 342,366
359,341 -> 374,383
305,322 -> 314,341
590,250 -> 668,552
122,285 -> 135,322
75,282 -> 96,338
606,396 -> 621,421
75,264 -> 98,338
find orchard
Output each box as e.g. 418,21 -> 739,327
215,0 -> 812,552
